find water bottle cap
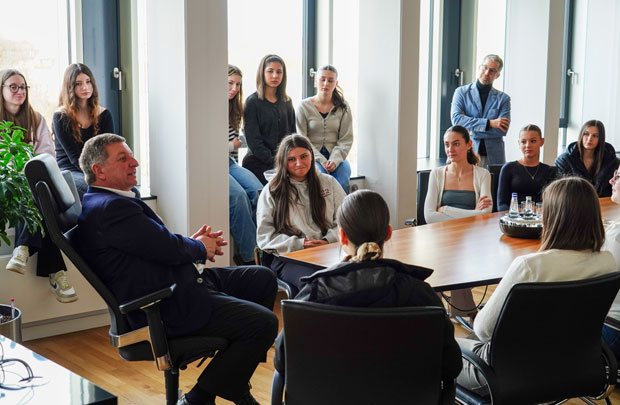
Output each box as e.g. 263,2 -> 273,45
511,193 -> 517,197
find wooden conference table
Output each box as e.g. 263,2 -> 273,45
283,198 -> 620,291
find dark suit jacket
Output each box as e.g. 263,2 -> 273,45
76,187 -> 211,337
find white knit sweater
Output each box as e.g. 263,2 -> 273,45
257,172 -> 346,254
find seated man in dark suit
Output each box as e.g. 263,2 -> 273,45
76,133 -> 277,405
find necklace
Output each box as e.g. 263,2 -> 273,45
522,163 -> 540,180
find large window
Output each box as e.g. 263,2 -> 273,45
228,0 -> 303,107
228,0 -> 303,163
0,0 -> 70,125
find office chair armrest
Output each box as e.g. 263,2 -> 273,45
605,316 -> 620,331
459,345 -> 498,393
119,284 -> 176,315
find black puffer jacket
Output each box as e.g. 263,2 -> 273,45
274,258 -> 463,383
555,141 -> 620,197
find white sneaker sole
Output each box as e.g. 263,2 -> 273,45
50,286 -> 78,303
6,262 -> 26,275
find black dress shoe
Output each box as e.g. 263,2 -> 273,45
235,390 -> 261,405
177,394 -> 215,405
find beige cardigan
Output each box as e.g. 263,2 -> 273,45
296,98 -> 353,167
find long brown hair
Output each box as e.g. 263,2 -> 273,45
445,125 -> 480,166
58,63 -> 100,143
256,54 -> 289,102
0,69 -> 41,144
270,134 -> 328,236
228,64 -> 243,132
540,177 -> 604,252
577,120 -> 606,177
317,65 -> 347,112
337,190 -> 390,251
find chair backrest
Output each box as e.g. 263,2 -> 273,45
487,164 -> 503,213
417,170 -> 432,225
488,271 -> 620,404
24,155 -> 131,335
281,300 -> 446,405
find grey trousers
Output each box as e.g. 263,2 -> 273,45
456,337 -> 491,397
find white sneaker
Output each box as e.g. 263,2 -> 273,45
6,245 -> 29,274
49,271 -> 78,303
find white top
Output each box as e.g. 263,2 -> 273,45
424,165 -> 492,223
33,115 -> 55,157
602,221 -> 620,321
474,249 -> 617,342
257,172 -> 346,254
296,98 -> 353,167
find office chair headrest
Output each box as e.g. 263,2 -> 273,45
25,154 -> 76,211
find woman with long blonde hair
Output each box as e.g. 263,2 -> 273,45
457,177 -> 616,396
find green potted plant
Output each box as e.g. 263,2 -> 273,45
0,120 -> 43,246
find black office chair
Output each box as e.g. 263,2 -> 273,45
405,169 -> 432,227
455,272 -> 620,405
24,154 -> 228,405
487,164 -> 503,213
272,300 -> 451,405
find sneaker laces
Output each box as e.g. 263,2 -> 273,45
55,272 -> 71,290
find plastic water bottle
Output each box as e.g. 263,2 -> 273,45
523,196 -> 534,218
509,193 -> 519,218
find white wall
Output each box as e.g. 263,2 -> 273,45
503,0 -> 564,165
568,0 -> 620,148
358,0 -> 419,228
145,0 -> 230,261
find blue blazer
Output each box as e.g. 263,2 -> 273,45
451,82 -> 511,164
76,187 -> 211,337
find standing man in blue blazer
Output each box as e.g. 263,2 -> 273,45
451,54 -> 511,166
76,133 -> 277,405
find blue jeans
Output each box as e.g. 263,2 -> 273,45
602,324 -> 620,360
229,159 -> 262,261
316,146 -> 351,193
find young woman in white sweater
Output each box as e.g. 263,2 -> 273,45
457,177 -> 617,396
425,125 -> 493,321
257,134 -> 346,295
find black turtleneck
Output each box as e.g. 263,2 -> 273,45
477,80 -> 492,111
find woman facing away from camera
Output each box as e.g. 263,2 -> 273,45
53,63 -> 114,198
296,64 -> 353,193
600,165 -> 620,361
2,68 -> 78,303
497,124 -> 557,211
555,119 -> 619,197
273,189 -> 463,394
242,54 -> 296,184
256,134 -> 345,296
457,177 -> 617,396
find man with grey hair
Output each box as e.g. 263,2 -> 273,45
451,54 -> 511,166
77,134 -> 277,405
